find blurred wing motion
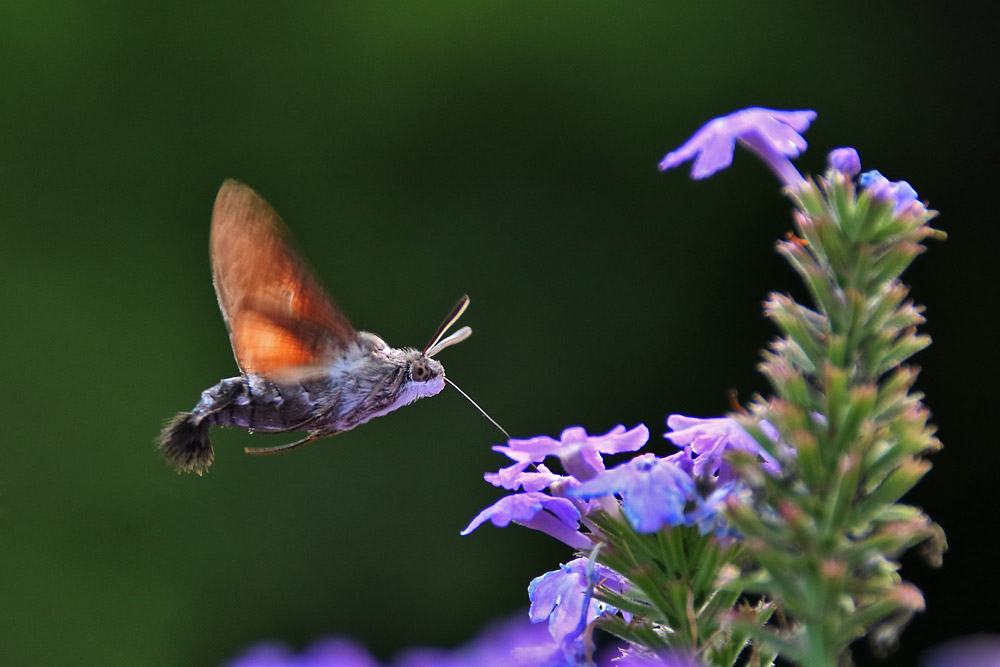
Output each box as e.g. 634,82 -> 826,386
210,179 -> 358,380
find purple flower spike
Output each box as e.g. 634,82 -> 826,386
827,147 -> 861,177
665,415 -> 782,483
859,170 -> 921,214
659,107 -> 816,188
528,558 -> 627,649
492,424 -> 649,484
461,492 -> 593,550
569,453 -> 697,533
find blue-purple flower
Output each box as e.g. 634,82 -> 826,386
528,557 -> 628,651
665,415 -> 782,484
460,491 -> 593,550
859,169 -> 921,214
659,107 -> 816,188
568,453 -> 697,533
491,424 -> 649,485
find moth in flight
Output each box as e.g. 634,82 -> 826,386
158,180 -> 473,473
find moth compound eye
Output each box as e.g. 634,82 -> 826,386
411,358 -> 434,382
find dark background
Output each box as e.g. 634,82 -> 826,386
1,2 -> 995,665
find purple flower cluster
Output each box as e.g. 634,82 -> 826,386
462,425 -> 651,549
462,416 -> 783,658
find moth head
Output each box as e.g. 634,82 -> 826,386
409,356 -> 443,383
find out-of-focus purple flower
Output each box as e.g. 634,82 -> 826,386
225,638 -> 379,667
528,558 -> 627,650
827,147 -> 861,177
492,424 -> 649,484
460,491 -> 593,550
665,415 -> 782,484
568,453 -> 697,533
395,610 -> 562,667
609,646 -> 703,666
229,611 -> 586,667
659,107 -> 816,188
859,169 -> 921,214
921,633 -> 1000,667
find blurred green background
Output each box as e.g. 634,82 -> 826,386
2,2 -> 996,665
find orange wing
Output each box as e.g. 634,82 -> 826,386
210,179 -> 358,380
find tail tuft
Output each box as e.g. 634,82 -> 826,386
158,412 -> 214,474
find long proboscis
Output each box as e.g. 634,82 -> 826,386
446,377 -> 510,440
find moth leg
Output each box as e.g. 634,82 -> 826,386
243,430 -> 340,456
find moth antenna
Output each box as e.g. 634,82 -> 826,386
426,326 -> 471,358
445,377 -> 510,440
424,295 -> 470,355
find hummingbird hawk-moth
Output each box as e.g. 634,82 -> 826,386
158,179 -> 473,473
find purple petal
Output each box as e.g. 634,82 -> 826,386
660,107 -> 815,188
521,510 -> 594,550
665,415 -> 783,482
528,566 -> 589,643
490,424 -> 649,484
493,434 -> 563,464
461,491 -> 592,549
569,454 -> 697,533
528,558 -> 627,648
461,493 -> 546,533
620,459 -> 696,532
484,464 -> 568,493
557,424 -> 650,482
